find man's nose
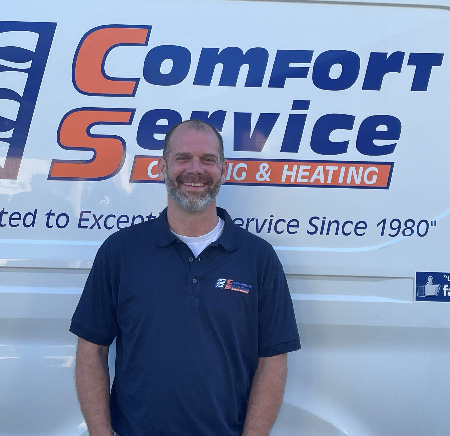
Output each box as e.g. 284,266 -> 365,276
187,157 -> 204,173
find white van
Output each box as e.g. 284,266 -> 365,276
1,0 -> 449,435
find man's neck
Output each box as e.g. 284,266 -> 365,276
166,198 -> 219,236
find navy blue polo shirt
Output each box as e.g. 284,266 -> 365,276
70,207 -> 300,436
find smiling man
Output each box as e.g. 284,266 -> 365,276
70,120 -> 300,436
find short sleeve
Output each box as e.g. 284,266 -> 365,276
69,241 -> 118,346
258,249 -> 300,357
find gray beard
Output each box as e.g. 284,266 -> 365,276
164,168 -> 222,212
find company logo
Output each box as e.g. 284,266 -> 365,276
0,21 -> 56,180
47,24 -> 444,188
215,278 -> 252,294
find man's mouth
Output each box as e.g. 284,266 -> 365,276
183,182 -> 206,187
177,175 -> 211,189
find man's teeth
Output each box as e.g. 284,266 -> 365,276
184,182 -> 204,186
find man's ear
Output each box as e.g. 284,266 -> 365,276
221,159 -> 228,185
158,157 -> 166,181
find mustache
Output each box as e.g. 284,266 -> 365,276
177,174 -> 212,184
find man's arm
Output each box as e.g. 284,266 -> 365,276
75,337 -> 113,436
242,353 -> 288,436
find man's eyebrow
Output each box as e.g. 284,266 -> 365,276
172,152 -> 219,158
170,152 -> 191,159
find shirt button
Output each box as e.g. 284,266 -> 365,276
197,257 -> 201,262
192,278 -> 197,284
189,257 -> 193,262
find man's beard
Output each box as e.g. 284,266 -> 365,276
164,168 -> 222,212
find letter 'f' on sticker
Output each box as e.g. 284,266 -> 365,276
48,108 -> 134,180
73,25 -> 151,96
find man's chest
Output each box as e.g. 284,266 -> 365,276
115,243 -> 260,337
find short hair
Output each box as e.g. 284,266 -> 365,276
163,120 -> 224,163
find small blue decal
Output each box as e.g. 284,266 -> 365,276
416,272 -> 450,302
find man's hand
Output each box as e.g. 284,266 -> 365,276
75,337 -> 113,436
242,354 -> 288,436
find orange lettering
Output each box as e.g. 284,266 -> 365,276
74,26 -> 150,96
49,109 -> 134,180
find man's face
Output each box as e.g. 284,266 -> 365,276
158,126 -> 227,212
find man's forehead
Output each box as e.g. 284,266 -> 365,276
169,125 -> 221,154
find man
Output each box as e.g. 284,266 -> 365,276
70,120 -> 300,436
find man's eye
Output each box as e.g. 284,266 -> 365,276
176,156 -> 188,161
204,158 -> 216,163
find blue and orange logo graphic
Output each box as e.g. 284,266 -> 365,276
0,21 -> 56,180
215,278 -> 252,294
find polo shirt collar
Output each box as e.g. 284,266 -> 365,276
215,207 -> 240,252
153,208 -> 177,247
153,207 -> 240,252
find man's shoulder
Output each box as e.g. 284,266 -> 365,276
100,217 -> 157,251
219,207 -> 277,256
234,223 -> 274,251
231,222 -> 281,269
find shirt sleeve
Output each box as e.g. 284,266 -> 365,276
258,248 -> 300,357
69,240 -> 118,346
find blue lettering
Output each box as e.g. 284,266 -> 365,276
408,53 -> 444,91
356,115 -> 401,156
310,114 -> 355,155
78,211 -> 90,229
117,214 -> 130,229
362,52 -> 405,90
268,50 -> 313,88
312,50 -> 360,91
143,45 -> 191,86
307,216 -> 320,235
281,100 -> 310,153
354,221 -> 368,236
23,209 -> 37,228
194,47 -> 268,87
104,214 -> 116,230
234,112 -> 279,151
307,216 -> 367,236
137,109 -> 182,150
274,219 -> 286,234
255,218 -> 267,233
89,213 -> 103,229
190,110 -> 226,131
342,221 -> 353,236
56,213 -> 69,229
287,219 -> 299,234
9,211 -> 21,228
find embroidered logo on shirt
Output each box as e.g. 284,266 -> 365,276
215,278 -> 252,294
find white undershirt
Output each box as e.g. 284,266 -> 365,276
171,217 -> 224,257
